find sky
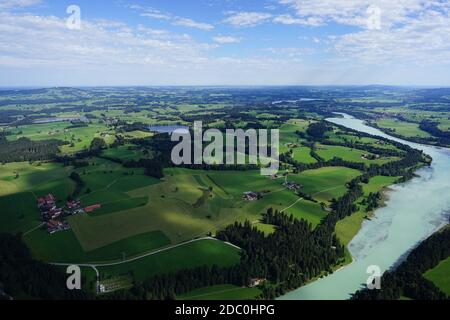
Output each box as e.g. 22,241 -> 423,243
0,0 -> 450,86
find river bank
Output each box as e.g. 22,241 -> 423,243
279,113 -> 450,300
334,111 -> 450,149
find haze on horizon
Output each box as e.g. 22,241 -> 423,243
1,0 -> 450,87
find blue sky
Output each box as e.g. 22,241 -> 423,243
1,0 -> 450,86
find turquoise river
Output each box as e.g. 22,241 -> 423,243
279,113 -> 450,300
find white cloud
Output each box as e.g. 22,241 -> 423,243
10,11 -> 362,86
334,13 -> 450,65
130,5 -> 214,31
334,3 -> 450,65
173,17 -> 214,31
1,2 -> 449,85
223,12 -> 272,27
136,25 -> 169,37
278,0 -> 428,28
0,12 -> 213,69
262,47 -> 314,57
278,0 -> 450,66
140,12 -> 171,20
212,35 -> 241,44
0,0 -> 41,9
0,11 -> 311,86
273,14 -> 310,26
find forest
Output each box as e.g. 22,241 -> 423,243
0,137 -> 66,163
0,233 -> 92,300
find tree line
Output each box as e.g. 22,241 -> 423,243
419,120 -> 450,145
69,171 -> 85,198
0,137 -> 66,163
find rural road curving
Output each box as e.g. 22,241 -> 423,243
50,236 -> 240,273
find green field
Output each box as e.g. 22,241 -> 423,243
423,256 -> 450,296
92,197 -> 149,216
203,169 -> 328,226
291,146 -> 317,164
102,144 -> 154,162
68,167 -> 328,250
376,119 -> 431,138
316,144 -> 398,165
334,209 -> 366,247
362,176 -> 398,196
0,159 -> 167,260
25,228 -> 170,263
8,122 -> 115,154
179,284 -> 261,300
98,239 -> 241,282
289,166 -> 361,203
279,119 -> 311,152
0,162 -> 75,234
119,130 -> 154,139
325,131 -> 403,152
0,161 -> 74,197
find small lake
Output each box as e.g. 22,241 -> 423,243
272,98 -> 322,105
32,116 -> 87,124
147,125 -> 189,134
279,113 -> 450,300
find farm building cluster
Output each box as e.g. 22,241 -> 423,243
283,181 -> 302,191
37,193 -> 102,234
361,153 -> 381,160
248,278 -> 266,288
242,191 -> 263,201
242,180 -> 302,202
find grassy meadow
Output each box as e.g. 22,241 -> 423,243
24,228 -> 170,263
423,256 -> 450,296
316,144 -> 399,165
291,146 -> 317,164
0,161 -> 75,234
68,165 -> 335,252
376,119 -> 431,138
7,122 -> 116,154
97,239 -> 241,283
289,166 -> 361,203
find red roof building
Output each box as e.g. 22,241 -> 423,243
38,194 -> 56,209
84,204 -> 101,213
47,220 -> 61,228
